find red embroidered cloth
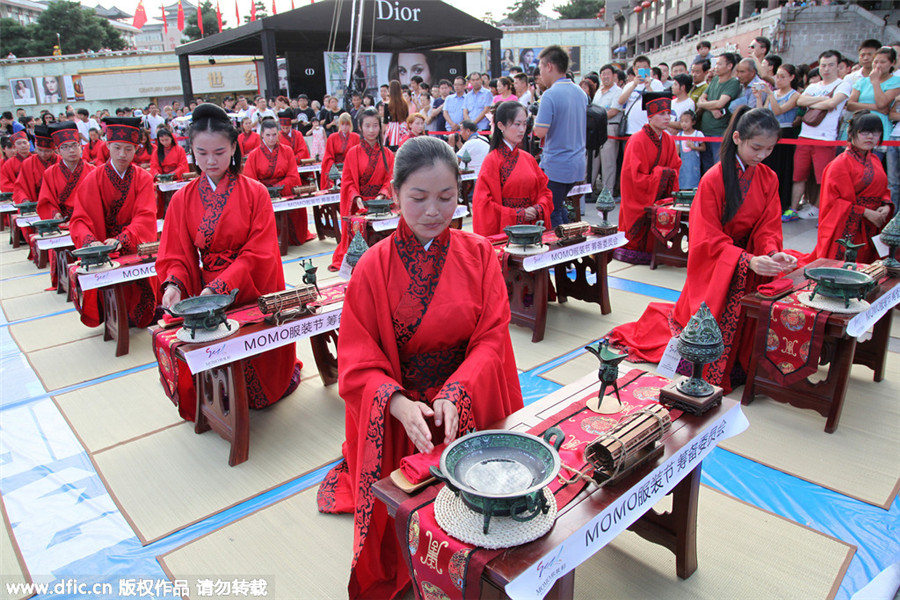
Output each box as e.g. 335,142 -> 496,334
395,370 -> 680,600
758,283 -> 828,386
649,204 -> 681,243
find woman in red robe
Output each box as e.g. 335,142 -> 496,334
319,114 -> 360,189
801,112 -> 893,265
608,107 -> 797,393
85,129 -> 109,167
317,136 -> 523,599
157,104 -> 301,421
238,117 -> 261,156
614,92 -> 681,265
329,108 -> 394,271
243,119 -> 314,248
277,110 -> 311,165
69,117 -> 159,329
473,101 -> 554,236
150,128 -> 189,180
133,129 -> 155,168
0,131 -> 30,192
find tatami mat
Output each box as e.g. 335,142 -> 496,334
541,352 -> 657,386
574,486 -> 854,600
158,485 -> 354,600
0,261 -> 42,280
90,373 -> 345,544
612,263 -> 688,291
25,328 -> 157,392
8,312 -> 102,353
0,275 -> 51,300
52,368 -> 183,454
1,290 -> 68,322
1,494 -> 34,600
721,362 -> 900,509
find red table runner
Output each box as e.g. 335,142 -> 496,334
395,370 -> 681,600
649,204 -> 681,243
758,283 -> 828,386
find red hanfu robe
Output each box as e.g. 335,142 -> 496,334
472,144 -> 554,237
36,159 -> 94,285
330,141 -> 394,270
69,163 -> 159,328
150,144 -> 189,180
319,131 -> 360,189
801,146 -> 894,265
316,219 -> 523,599
156,173 -> 301,421
238,130 -> 261,155
85,140 -> 109,167
617,124 -> 681,263
244,142 -> 314,247
133,143 -> 155,167
0,154 -> 28,192
608,162 -> 782,393
14,154 -> 58,204
278,129 -> 311,165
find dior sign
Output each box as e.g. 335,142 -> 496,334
375,0 -> 421,22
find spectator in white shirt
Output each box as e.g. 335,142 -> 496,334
143,103 -> 166,139
250,97 -> 275,133
514,72 -> 532,107
843,39 -> 880,86
456,120 -> 489,173
617,56 -> 665,135
75,108 -> 98,145
592,64 -> 623,195
667,74 -> 696,134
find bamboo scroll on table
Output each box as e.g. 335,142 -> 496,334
257,285 -> 319,315
584,404 -> 671,483
137,241 -> 160,258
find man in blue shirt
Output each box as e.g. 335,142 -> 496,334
534,45 -> 588,226
442,76 -> 467,132
463,72 -> 493,131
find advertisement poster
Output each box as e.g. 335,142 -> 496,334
9,78 -> 37,106
322,51 -> 465,100
36,75 -> 65,104
501,47 -> 581,77
63,75 -> 85,101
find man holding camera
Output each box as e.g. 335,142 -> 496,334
617,56 -> 665,137
533,45 -> 588,227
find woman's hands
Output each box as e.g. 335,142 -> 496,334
864,206 -> 891,228
750,252 -> 797,277
389,392 -> 460,454
161,285 -> 182,309
355,196 -> 365,211
101,238 -> 121,251
524,206 -> 539,221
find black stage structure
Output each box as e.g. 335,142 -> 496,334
174,0 -> 504,104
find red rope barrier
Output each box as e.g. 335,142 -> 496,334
607,135 -> 900,147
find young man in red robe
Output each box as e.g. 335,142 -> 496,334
614,92 -> 681,265
277,110 -> 311,165
243,118 -> 315,249
35,122 -> 95,286
329,108 -> 394,271
0,130 -> 31,192
608,107 -> 796,393
317,137 -> 522,599
69,117 -> 159,328
473,101 -> 554,236
14,125 -> 58,205
800,112 -> 893,265
319,114 -> 360,189
85,129 -> 109,167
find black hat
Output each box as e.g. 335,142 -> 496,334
102,117 -> 143,144
278,110 -> 293,126
33,125 -> 53,149
642,92 -> 673,116
191,103 -> 231,124
49,121 -> 80,146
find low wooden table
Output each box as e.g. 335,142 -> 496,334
171,286 -> 345,466
645,205 -> 690,270
272,192 -> 341,255
55,247 -> 75,299
502,233 -> 624,343
0,203 -> 17,233
740,258 -> 897,433
155,180 -> 189,219
10,214 -> 38,248
563,183 -> 592,222
374,373 -> 745,599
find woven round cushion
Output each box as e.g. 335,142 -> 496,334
176,319 -> 240,343
796,292 -> 870,315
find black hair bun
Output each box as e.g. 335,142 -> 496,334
192,103 -> 230,124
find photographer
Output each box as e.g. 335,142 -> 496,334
617,56 -> 665,136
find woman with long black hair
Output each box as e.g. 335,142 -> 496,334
608,106 -> 797,392
150,126 -> 189,180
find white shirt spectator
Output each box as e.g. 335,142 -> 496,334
144,113 -> 166,138
76,118 -> 99,145
623,79 -> 664,134
592,84 -> 623,123
250,108 -> 276,133
518,90 -> 533,108
457,135 -> 489,173
798,78 -> 852,141
671,96 -> 696,121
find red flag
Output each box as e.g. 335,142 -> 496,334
177,0 -> 185,30
250,0 -> 256,21
216,0 -> 223,30
235,0 -> 239,23
132,0 -> 148,28
291,0 -> 294,9
162,3 -> 168,32
197,3 -> 204,35
271,0 -> 276,14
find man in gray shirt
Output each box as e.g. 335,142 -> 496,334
534,45 -> 588,226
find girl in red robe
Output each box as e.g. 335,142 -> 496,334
319,114 -> 360,189
614,92 -> 681,265
277,110 -> 311,165
801,111 -> 893,265
473,101 -> 554,236
85,129 -> 109,167
237,117 -> 261,156
329,108 -> 394,271
157,104 -> 301,421
150,128 -> 189,180
317,136 -> 523,599
608,107 -> 797,393
243,119 -> 314,248
133,128 -> 155,168
69,117 -> 159,329
0,131 -> 30,192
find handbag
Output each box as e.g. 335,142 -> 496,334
617,89 -> 641,137
801,82 -> 838,127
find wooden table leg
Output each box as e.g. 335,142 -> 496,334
552,253 -> 612,315
628,463 -> 701,579
309,329 -> 338,386
195,359 -> 250,467
10,220 -> 21,248
276,212 -> 289,256
852,307 -> 893,382
101,284 -> 130,357
313,204 -> 341,242
35,248 -> 48,269
505,263 -> 549,343
55,249 -> 73,298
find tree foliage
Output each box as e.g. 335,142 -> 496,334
184,0 -> 223,41
0,1 -> 125,58
554,0 -> 605,20
505,0 -> 544,25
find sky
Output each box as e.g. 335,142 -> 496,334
93,0 -> 570,27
